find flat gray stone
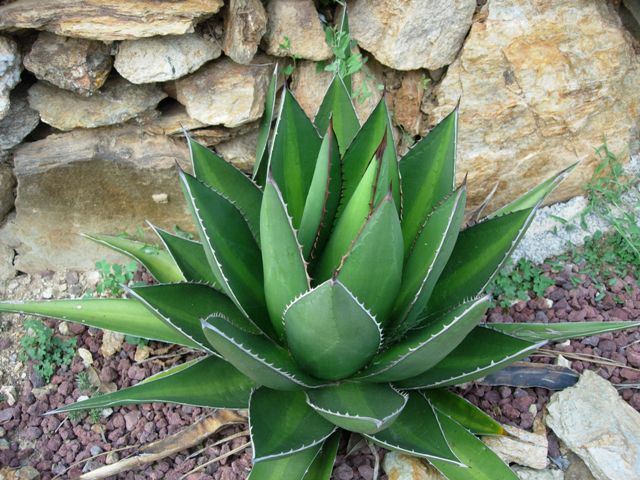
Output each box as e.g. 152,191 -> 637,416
546,370 -> 640,480
114,33 -> 221,84
28,76 -> 166,131
0,87 -> 39,151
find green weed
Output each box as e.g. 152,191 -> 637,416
491,258 -> 555,307
20,319 -> 76,383
94,260 -> 138,297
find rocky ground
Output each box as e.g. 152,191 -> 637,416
0,256 -> 638,479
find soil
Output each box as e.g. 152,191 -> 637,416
0,258 -> 638,479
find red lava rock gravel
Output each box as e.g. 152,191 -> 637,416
1,260 -> 638,478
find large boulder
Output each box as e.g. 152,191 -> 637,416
348,0 -> 476,70
262,0 -> 332,61
222,0 -> 268,65
114,33 -> 222,84
4,127 -> 193,272
0,0 -> 224,41
23,32 -> 112,96
28,76 -> 167,131
0,35 -> 21,120
174,57 -> 273,128
427,0 -> 640,210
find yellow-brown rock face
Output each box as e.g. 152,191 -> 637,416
427,0 -> 640,211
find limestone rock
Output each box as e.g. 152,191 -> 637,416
23,32 -> 112,96
216,128 -> 259,173
262,0 -> 332,61
290,57 -> 384,124
174,57 -> 272,128
383,451 -> 444,479
28,76 -> 166,131
4,126 -> 192,272
0,88 -> 39,151
0,0 -> 224,41
513,467 -> 564,480
100,331 -> 124,357
222,0 -> 268,65
0,36 -> 21,120
114,33 -> 221,84
482,424 -> 548,470
392,71 -> 426,136
0,163 -> 15,221
545,370 -> 640,480
347,0 -> 475,70
427,0 -> 640,210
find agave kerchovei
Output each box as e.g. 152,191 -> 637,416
2,68 -> 638,479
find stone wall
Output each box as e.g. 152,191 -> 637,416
0,0 -> 639,273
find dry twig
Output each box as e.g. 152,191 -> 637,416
78,409 -> 246,480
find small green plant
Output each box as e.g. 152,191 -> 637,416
278,36 -> 299,76
94,260 -> 138,297
321,10 -> 384,105
582,142 -> 640,262
88,408 -> 102,424
491,259 -> 555,307
75,371 -> 93,393
20,319 -> 76,383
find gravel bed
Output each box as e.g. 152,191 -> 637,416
0,258 -> 638,478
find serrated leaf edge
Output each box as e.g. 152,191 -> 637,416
201,316 -> 325,390
358,295 -> 490,380
248,388 -> 337,463
304,386 -> 408,430
400,339 -> 547,390
124,283 -> 218,356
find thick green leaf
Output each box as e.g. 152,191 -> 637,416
303,432 -> 341,480
306,382 -> 407,434
336,194 -> 403,322
486,321 -> 640,342
429,411 -> 517,480
261,176 -> 310,339
298,125 -> 341,259
364,392 -> 461,465
390,186 -> 466,336
188,135 -> 262,240
127,283 -> 259,354
284,280 -> 382,380
314,140 -> 383,281
250,388 -> 336,462
427,207 -> 537,314
248,443 -> 322,480
315,75 -> 359,154
397,327 -> 544,389
83,233 -> 183,283
202,315 -> 326,390
51,356 -> 254,413
0,298 -> 201,349
400,108 -> 457,254
179,170 -> 271,336
268,89 -> 322,228
487,162 -> 578,219
357,296 -> 490,383
424,389 -> 505,436
150,224 -> 219,287
340,99 -> 392,209
254,65 -> 279,186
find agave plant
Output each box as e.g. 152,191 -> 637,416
2,69 -> 638,479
